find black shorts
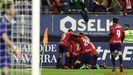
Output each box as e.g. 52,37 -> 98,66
110,44 -> 122,52
59,44 -> 68,54
78,53 -> 91,65
71,55 -> 80,66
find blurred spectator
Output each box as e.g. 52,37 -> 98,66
125,0 -> 133,14
41,0 -> 133,14
101,0 -> 108,8
48,0 -> 70,14
107,0 -> 112,8
70,0 -> 83,11
131,0 -> 133,14
92,0 -> 107,12
41,0 -> 49,13
0,0 -> 14,11
71,0 -> 94,12
119,0 -> 127,15
84,0 -> 94,11
48,0 -> 63,14
106,0 -> 121,13
60,0 -> 71,13
119,0 -> 133,15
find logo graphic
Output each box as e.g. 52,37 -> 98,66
60,16 -> 76,32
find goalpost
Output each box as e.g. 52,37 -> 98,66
32,0 -> 40,75
0,0 -> 40,75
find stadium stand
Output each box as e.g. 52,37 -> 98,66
41,0 -> 133,15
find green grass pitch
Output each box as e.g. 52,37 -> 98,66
0,68 -> 133,75
42,68 -> 133,75
0,69 -> 31,75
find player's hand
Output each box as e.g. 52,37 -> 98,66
12,45 -> 22,58
15,49 -> 22,59
106,8 -> 109,11
64,2 -> 68,5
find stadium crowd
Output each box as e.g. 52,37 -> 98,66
42,0 -> 133,15
0,0 -> 32,14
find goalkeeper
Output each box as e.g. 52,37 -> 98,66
0,2 -> 21,75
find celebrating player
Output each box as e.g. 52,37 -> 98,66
109,18 -> 125,72
56,29 -> 82,69
0,2 -> 22,75
74,33 -> 98,69
68,38 -> 81,68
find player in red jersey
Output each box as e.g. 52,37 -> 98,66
56,29 -> 82,69
68,39 -> 81,68
56,29 -> 73,69
109,18 -> 125,72
74,33 -> 98,69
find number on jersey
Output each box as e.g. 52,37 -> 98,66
83,37 -> 90,46
116,30 -> 121,38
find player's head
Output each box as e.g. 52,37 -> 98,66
79,32 -> 85,36
124,24 -> 130,30
68,29 -> 73,32
113,17 -> 119,23
2,2 -> 16,16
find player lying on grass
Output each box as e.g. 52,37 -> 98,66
73,33 -> 98,69
0,2 -> 22,75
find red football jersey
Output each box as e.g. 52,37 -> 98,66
71,40 -> 81,56
68,43 -> 73,53
59,32 -> 83,46
59,32 -> 74,46
109,23 -> 125,44
78,36 -> 97,55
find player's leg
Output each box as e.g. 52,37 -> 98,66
74,60 -> 83,69
1,67 -> 10,75
74,53 -> 91,69
1,57 -> 11,75
56,44 -> 64,69
64,51 -> 71,69
110,44 -> 116,72
84,53 -> 91,69
91,54 -> 98,69
0,51 -> 11,75
71,55 -> 79,69
116,44 -> 123,72
74,54 -> 84,69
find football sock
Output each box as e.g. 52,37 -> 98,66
65,57 -> 70,67
119,55 -> 123,65
56,57 -> 61,66
92,55 -> 98,67
111,55 -> 115,68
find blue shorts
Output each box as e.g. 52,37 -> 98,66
59,44 -> 68,54
78,53 -> 91,65
110,44 -> 122,52
0,51 -> 11,68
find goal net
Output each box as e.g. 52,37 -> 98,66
0,0 -> 40,75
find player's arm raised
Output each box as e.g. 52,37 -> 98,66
2,33 -> 22,58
